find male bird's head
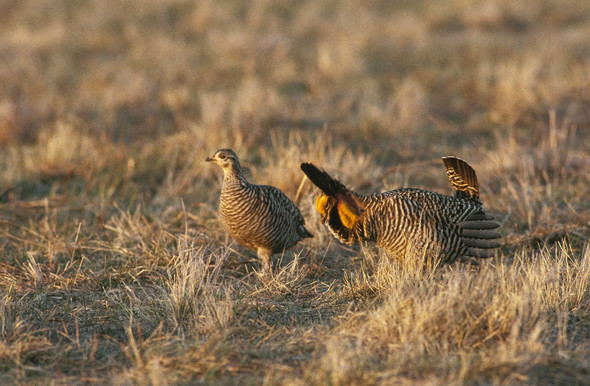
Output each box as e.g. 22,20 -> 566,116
205,148 -> 239,171
302,162 -> 362,230
315,192 -> 361,234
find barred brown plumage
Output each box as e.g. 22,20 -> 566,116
300,157 -> 501,265
206,149 -> 313,272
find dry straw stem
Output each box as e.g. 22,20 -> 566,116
305,243 -> 590,385
165,236 -> 234,337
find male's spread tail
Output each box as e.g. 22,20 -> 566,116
442,157 -> 502,257
458,211 -> 502,258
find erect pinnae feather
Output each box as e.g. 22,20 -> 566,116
300,163 -> 344,196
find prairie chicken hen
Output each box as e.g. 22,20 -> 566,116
206,149 -> 313,272
300,157 -> 501,265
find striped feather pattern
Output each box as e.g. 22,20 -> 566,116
207,149 -> 312,269
442,156 -> 480,200
219,182 -> 309,253
301,157 -> 501,264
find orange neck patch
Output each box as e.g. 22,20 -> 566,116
315,194 -> 329,217
336,193 -> 360,229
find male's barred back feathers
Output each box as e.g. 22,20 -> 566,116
300,157 -> 501,265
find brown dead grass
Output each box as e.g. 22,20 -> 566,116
1,0 -> 589,384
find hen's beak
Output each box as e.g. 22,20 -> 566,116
205,156 -> 214,162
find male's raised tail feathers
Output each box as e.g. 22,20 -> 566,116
442,156 -> 479,199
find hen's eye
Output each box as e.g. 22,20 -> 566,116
219,154 -> 227,160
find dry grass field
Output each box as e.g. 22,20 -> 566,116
1,0 -> 590,384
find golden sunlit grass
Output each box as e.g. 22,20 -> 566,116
0,0 -> 589,384
307,244 -> 590,384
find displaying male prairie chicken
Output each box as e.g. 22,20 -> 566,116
300,157 -> 501,264
206,149 -> 313,272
